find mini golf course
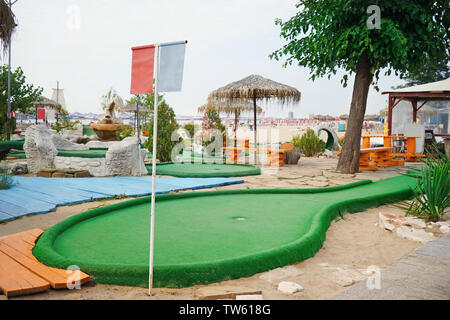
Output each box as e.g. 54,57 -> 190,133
149,162 -> 261,177
33,174 -> 418,288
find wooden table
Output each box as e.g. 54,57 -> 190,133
361,135 -> 424,162
338,147 -> 404,171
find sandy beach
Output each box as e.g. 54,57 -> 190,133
1,157 -> 443,300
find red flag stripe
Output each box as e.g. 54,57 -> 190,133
131,45 -> 155,94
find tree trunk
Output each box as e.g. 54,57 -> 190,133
336,52 -> 373,174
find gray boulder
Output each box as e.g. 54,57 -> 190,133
51,134 -> 89,150
285,147 -> 301,165
24,125 -> 58,173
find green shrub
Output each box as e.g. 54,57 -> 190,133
51,109 -> 80,133
291,129 -> 325,157
404,146 -> 450,222
0,167 -> 15,190
183,123 -> 196,138
116,125 -> 134,141
338,136 -> 345,146
144,103 -> 179,162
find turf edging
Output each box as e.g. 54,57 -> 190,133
33,177 -> 416,288
150,162 -> 261,177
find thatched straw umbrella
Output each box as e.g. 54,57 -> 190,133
33,96 -> 62,111
0,1 -> 16,53
32,96 -> 63,124
364,114 -> 380,122
198,100 -> 263,142
313,114 -> 335,121
208,74 -> 301,162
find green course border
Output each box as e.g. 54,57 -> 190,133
149,162 -> 261,178
0,139 -> 25,152
33,177 -> 415,288
57,149 -> 108,158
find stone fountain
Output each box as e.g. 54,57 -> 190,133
90,97 -> 128,141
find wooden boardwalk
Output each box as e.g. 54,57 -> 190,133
0,229 -> 91,298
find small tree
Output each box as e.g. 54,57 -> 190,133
0,65 -> 43,138
126,93 -> 165,128
144,102 -> 179,162
51,108 -> 80,133
271,1 -> 449,173
183,123 -> 196,138
201,105 -> 226,147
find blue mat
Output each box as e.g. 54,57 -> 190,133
0,176 -> 244,222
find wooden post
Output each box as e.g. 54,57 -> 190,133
388,95 -> 393,136
412,100 -> 417,124
362,136 -> 371,149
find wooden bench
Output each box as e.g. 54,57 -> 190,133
223,146 -> 288,167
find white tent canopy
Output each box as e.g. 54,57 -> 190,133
386,77 -> 450,93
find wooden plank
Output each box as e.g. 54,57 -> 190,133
0,237 -> 90,289
0,229 -> 43,244
0,251 -> 49,298
0,242 -> 70,289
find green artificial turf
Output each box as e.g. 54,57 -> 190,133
57,149 -> 108,158
5,151 -> 26,159
33,175 -> 417,288
0,140 -> 25,152
82,125 -> 96,136
149,162 -> 261,177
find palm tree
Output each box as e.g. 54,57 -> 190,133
0,1 -> 16,54
101,87 -> 123,111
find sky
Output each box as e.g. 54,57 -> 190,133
9,0 -> 407,118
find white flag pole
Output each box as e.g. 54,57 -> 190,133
148,43 -> 160,295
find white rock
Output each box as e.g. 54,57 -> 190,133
402,217 -> 426,229
436,221 -> 450,227
332,269 -> 366,287
439,225 -> 450,234
277,281 -> 304,294
85,140 -> 110,149
24,125 -> 58,173
396,226 -> 435,242
323,149 -> 334,157
378,213 -> 396,231
105,136 -> 147,176
51,134 -> 88,151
